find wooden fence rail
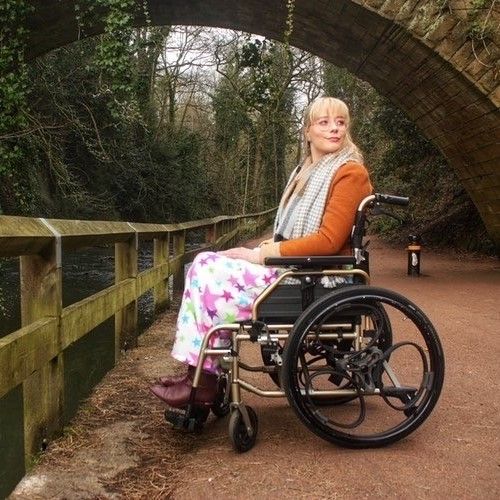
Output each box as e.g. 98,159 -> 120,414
0,208 -> 275,492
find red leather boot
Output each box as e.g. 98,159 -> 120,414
157,373 -> 189,387
150,365 -> 218,408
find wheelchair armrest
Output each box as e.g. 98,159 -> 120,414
263,256 -> 356,268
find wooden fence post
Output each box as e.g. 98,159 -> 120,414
206,223 -> 216,248
115,233 -> 138,357
172,230 -> 186,293
230,219 -> 236,247
153,234 -> 170,313
20,236 -> 63,461
213,222 -> 219,244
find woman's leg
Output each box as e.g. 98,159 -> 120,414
171,251 -> 279,372
151,251 -> 279,406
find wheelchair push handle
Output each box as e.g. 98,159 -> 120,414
351,193 -> 409,257
374,193 -> 409,207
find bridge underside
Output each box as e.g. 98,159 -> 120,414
26,0 -> 500,247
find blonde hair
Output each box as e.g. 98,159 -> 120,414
301,96 -> 363,162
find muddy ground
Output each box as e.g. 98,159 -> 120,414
10,236 -> 500,499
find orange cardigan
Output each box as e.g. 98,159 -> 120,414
279,161 -> 372,256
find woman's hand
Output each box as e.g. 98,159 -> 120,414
218,247 -> 261,264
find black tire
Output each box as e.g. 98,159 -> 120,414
228,406 -> 258,452
211,374 -> 230,417
281,285 -> 444,448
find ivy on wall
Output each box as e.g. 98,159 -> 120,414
464,0 -> 497,41
75,0 -> 144,119
0,0 -> 147,213
0,0 -> 148,181
0,0 -> 32,175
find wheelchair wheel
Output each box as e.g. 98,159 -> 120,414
229,406 -> 258,452
281,285 -> 444,448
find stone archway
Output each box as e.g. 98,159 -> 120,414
26,0 -> 500,247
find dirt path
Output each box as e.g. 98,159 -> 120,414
11,237 -> 500,499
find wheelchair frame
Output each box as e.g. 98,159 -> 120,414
164,194 -> 445,451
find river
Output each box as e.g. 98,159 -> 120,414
0,243 -> 157,339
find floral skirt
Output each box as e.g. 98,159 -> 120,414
171,251 -> 280,373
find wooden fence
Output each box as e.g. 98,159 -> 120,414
0,208 -> 275,494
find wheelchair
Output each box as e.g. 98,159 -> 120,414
164,193 -> 445,452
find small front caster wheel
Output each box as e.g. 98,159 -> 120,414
228,406 -> 258,452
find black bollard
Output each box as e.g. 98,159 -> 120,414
407,234 -> 422,276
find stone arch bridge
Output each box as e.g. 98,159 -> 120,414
26,0 -> 500,247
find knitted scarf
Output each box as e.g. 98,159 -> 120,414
274,147 -> 360,241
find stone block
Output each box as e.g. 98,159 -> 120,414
461,127 -> 500,152
466,143 -> 500,165
475,158 -> 500,176
464,42 -> 496,80
443,96 -> 495,127
448,1 -> 475,22
408,1 -> 441,38
380,0 -> 403,18
398,36 -> 432,65
362,0 -> 386,11
425,13 -> 460,45
489,85 -> 500,108
452,42 -> 481,73
435,22 -> 469,62
474,186 -> 500,202
475,67 -> 499,99
484,200 -> 500,216
394,0 -> 420,23
439,72 -> 472,98
323,0 -> 348,16
467,173 -> 500,192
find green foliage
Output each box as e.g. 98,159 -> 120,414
94,0 -> 135,101
212,37 -> 296,213
0,0 -> 32,176
238,39 -> 280,110
75,0 -> 140,120
465,0 -> 496,42
213,77 -> 252,151
0,30 -> 211,223
283,0 -> 295,46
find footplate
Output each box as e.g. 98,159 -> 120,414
164,405 -> 209,432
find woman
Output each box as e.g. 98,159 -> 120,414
150,96 -> 373,408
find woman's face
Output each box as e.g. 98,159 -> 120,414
306,114 -> 347,161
